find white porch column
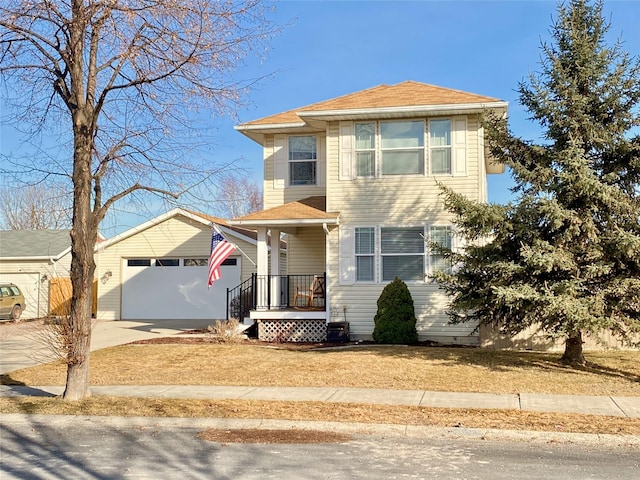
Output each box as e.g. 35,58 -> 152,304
270,228 -> 281,307
256,227 -> 268,309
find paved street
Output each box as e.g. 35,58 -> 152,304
1,415 -> 638,480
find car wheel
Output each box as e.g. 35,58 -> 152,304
11,305 -> 22,320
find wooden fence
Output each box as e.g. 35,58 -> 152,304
49,277 -> 98,317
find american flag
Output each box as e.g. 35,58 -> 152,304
208,230 -> 236,287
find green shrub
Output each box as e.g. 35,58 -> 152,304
372,277 -> 418,344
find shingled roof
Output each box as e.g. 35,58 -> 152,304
0,230 -> 71,259
230,196 -> 339,229
237,81 -> 504,128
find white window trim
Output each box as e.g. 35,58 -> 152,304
343,118 -> 465,179
426,224 -> 456,277
354,225 -> 377,283
288,134 -> 318,187
341,223 -> 458,284
379,225 -> 426,284
379,120 -> 426,177
428,118 -> 453,176
354,122 -> 376,178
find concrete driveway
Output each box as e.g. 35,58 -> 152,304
0,319 -> 210,375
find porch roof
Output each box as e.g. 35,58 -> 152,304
228,196 -> 339,231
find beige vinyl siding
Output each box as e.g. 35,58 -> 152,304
238,239 -> 258,281
327,227 -> 476,343
325,116 -> 484,343
96,216 -> 254,321
263,134 -> 328,209
410,285 -> 478,345
0,257 -> 71,279
327,115 -> 483,220
285,226 -> 325,275
477,124 -> 488,203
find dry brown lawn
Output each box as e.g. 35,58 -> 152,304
3,342 -> 639,396
1,341 -> 639,438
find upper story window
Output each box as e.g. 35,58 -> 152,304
429,120 -> 452,175
347,119 -> 459,179
381,121 -> 425,175
355,123 -> 375,177
289,136 -> 317,185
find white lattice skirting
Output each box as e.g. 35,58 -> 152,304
257,319 -> 327,342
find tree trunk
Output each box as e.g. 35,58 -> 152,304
62,265 -> 94,400
63,104 -> 97,400
560,331 -> 586,366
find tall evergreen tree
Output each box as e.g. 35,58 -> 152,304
436,0 -> 640,365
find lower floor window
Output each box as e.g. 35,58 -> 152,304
429,226 -> 453,274
381,227 -> 424,282
355,227 -> 375,282
348,224 -> 454,283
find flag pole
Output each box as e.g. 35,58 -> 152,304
212,223 -> 257,266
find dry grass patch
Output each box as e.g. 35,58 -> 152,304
197,428 -> 351,444
3,344 -> 639,396
1,396 -> 639,436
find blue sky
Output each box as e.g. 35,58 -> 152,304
2,0 -> 639,236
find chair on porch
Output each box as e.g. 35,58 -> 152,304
293,275 -> 325,308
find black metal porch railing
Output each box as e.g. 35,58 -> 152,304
227,273 -> 326,320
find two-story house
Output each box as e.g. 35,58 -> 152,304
229,81 -> 508,345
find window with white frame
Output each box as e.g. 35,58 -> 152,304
429,119 -> 452,175
381,121 -> 425,175
355,123 -> 376,177
429,225 -> 453,274
289,136 -> 317,185
355,227 -> 375,281
381,227 -> 424,282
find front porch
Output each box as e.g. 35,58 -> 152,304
227,196 -> 340,342
227,273 -> 331,342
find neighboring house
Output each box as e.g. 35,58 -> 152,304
0,229 -> 72,319
95,208 -> 272,323
229,81 -> 508,344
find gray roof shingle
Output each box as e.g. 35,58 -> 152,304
0,230 -> 71,259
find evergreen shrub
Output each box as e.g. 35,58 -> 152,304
372,277 -> 418,344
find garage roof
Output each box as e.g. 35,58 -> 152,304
95,208 -> 261,251
0,230 -> 71,260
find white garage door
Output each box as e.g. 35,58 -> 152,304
121,257 -> 240,320
0,272 -> 42,320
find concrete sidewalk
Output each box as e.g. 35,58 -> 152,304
1,384 -> 639,418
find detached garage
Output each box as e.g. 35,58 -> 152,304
0,230 -> 72,320
95,209 -> 259,323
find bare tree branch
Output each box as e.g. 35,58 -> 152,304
0,182 -> 72,230
0,0 -> 279,400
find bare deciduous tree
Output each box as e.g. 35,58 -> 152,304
218,175 -> 263,218
0,0 -> 277,400
0,183 -> 72,230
